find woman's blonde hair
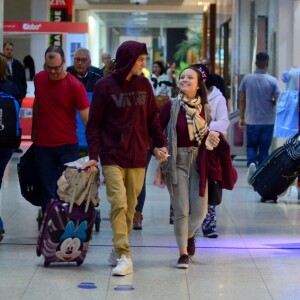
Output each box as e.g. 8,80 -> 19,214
0,54 -> 9,81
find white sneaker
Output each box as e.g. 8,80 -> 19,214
108,249 -> 118,266
112,254 -> 133,276
247,163 -> 256,185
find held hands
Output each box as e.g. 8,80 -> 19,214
153,147 -> 169,162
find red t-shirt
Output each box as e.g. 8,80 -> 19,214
34,71 -> 90,147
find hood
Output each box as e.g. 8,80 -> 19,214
207,86 -> 223,101
112,40 -> 148,82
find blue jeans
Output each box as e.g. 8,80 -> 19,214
0,147 -> 14,189
34,144 -> 80,213
246,124 -> 274,167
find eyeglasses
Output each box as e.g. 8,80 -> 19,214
45,61 -> 64,72
74,58 -> 89,64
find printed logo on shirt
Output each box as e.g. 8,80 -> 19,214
111,91 -> 146,108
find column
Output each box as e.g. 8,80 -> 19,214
31,0 -> 49,73
277,0 -> 293,83
293,0 -> 300,66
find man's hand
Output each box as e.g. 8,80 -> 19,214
153,147 -> 169,162
239,118 -> 245,128
83,159 -> 99,172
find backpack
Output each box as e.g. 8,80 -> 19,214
0,91 -> 21,148
17,144 -> 41,206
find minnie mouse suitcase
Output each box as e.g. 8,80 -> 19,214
36,170 -> 98,267
36,198 -> 96,267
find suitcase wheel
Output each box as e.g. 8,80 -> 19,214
44,260 -> 50,267
261,197 -> 277,203
77,260 -> 83,266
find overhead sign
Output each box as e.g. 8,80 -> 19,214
50,0 -> 74,18
49,0 -> 74,46
4,21 -> 88,33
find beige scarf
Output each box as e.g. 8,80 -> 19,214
179,92 -> 208,146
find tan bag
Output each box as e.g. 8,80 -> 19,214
57,167 -> 100,212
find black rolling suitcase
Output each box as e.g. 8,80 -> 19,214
249,133 -> 300,202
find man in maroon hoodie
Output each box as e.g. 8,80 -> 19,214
85,41 -> 168,276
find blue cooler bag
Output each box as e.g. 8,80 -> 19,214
76,92 -> 92,156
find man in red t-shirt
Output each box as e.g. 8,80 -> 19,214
32,45 -> 90,215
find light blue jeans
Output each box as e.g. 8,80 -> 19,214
168,147 -> 208,250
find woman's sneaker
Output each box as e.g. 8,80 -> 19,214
203,228 -> 219,238
176,254 -> 189,269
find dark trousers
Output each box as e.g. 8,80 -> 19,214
135,149 -> 152,212
0,147 -> 14,189
34,144 -> 80,213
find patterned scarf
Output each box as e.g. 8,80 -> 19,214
179,91 -> 208,146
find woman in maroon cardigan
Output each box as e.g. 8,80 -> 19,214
159,66 -> 222,269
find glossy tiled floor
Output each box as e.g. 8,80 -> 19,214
1,142 -> 300,300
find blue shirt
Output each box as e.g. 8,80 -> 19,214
238,70 -> 281,125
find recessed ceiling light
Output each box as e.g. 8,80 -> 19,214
132,12 -> 148,16
129,0 -> 148,4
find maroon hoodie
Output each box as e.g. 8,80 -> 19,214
86,41 -> 167,168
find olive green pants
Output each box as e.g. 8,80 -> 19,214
102,165 -> 145,258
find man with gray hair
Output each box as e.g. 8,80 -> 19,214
67,48 -> 102,92
101,52 -> 112,75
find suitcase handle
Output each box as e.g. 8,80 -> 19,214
69,171 -> 98,213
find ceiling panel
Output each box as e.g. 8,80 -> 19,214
75,0 -> 212,12
96,12 -> 202,36
96,12 -> 202,28
75,0 -> 210,37
85,0 -> 184,4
